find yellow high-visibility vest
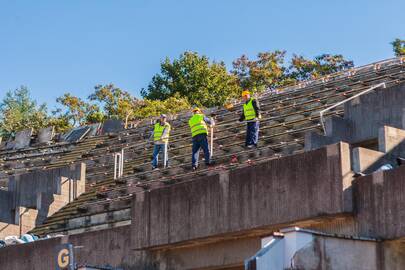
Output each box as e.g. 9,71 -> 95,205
243,98 -> 257,120
153,122 -> 171,143
189,114 -> 208,137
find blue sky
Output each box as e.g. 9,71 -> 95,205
0,0 -> 404,109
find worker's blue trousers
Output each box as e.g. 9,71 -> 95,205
192,134 -> 210,167
151,143 -> 168,168
246,121 -> 260,146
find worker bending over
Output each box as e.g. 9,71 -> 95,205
189,108 -> 215,170
239,90 -> 261,148
150,114 -> 171,170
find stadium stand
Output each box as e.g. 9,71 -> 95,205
0,57 -> 405,270
0,57 -> 401,236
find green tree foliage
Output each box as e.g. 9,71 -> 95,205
232,51 -> 289,92
48,114 -> 72,134
56,93 -> 102,126
391,38 -> 405,57
133,93 -> 191,119
288,54 -> 354,81
89,84 -> 138,122
141,52 -> 241,107
0,86 -> 49,138
232,52 -> 353,94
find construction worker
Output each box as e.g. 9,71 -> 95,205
150,114 -> 171,170
239,90 -> 261,148
189,108 -> 215,170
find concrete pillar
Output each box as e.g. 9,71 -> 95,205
325,115 -> 352,139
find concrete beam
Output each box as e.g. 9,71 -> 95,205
132,143 -> 353,250
352,147 -> 390,174
378,125 -> 405,157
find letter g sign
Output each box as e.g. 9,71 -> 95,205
55,244 -> 74,270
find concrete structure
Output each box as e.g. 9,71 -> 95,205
246,228 -> 380,270
0,58 -> 405,269
132,143 -> 352,250
0,164 -> 85,238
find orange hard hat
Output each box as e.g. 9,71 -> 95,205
192,107 -> 201,113
242,90 -> 250,97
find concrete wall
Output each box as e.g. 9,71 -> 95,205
0,163 -> 85,238
132,142 -> 353,250
0,226 -> 136,270
354,165 -> 405,239
344,82 -> 405,142
306,82 -> 405,150
292,236 -> 379,270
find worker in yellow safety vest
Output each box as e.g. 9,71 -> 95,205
189,108 -> 215,170
239,90 -> 261,148
150,114 -> 171,169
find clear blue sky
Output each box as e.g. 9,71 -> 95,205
0,0 -> 404,109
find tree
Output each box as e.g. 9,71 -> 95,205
0,86 -> 49,138
133,93 -> 191,119
56,93 -> 102,127
288,54 -> 354,81
391,38 -> 405,57
141,51 -> 241,107
232,50 -> 289,92
89,84 -> 138,125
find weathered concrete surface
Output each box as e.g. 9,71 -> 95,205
0,223 -> 258,270
352,147 -> 391,174
345,82 -> 405,142
292,236 -> 379,270
306,82 -> 405,151
381,240 -> 405,270
0,163 -> 85,238
158,237 -> 260,270
132,142 -> 353,250
354,165 -> 405,239
378,125 -> 405,157
0,226 -> 137,270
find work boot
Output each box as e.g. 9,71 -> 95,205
206,160 -> 216,167
192,165 -> 198,171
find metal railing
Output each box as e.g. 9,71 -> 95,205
113,149 -> 124,179
319,82 -> 386,134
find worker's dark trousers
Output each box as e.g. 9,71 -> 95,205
192,134 -> 210,167
246,121 -> 259,146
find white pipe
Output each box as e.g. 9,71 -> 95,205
113,150 -> 124,179
319,82 -> 386,134
120,149 -> 124,177
210,127 -> 214,158
163,143 -> 168,168
113,153 -> 118,180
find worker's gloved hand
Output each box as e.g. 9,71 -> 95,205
258,114 -> 262,119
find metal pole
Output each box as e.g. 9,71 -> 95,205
120,149 -> 124,177
163,143 -> 168,168
210,127 -> 214,158
113,153 -> 117,180
319,82 -> 386,134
